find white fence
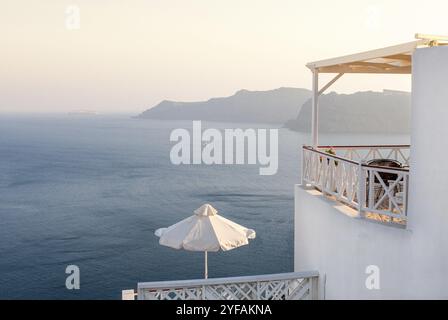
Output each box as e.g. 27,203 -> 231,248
128,272 -> 319,300
302,145 -> 410,225
322,145 -> 410,167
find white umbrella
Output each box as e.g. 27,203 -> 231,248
155,203 -> 256,279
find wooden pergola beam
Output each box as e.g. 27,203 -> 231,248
317,65 -> 412,74
318,73 -> 344,96
383,54 -> 412,62
415,33 -> 448,42
306,40 -> 425,71
349,61 -> 408,69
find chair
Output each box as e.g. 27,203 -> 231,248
365,159 -> 403,210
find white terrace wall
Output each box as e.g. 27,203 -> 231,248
294,46 -> 448,299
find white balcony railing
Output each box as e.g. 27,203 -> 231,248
302,145 -> 410,225
124,272 -> 319,300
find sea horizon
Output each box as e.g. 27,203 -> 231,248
0,114 -> 410,299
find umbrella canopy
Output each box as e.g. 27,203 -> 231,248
154,204 -> 256,278
155,204 -> 256,251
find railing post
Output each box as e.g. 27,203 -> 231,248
318,274 -> 326,300
368,169 -> 374,210
358,160 -> 366,218
122,289 -> 136,300
136,287 -> 142,300
403,173 -> 409,218
310,277 -> 319,300
301,145 -> 305,186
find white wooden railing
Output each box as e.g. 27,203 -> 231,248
123,271 -> 319,300
318,145 -> 410,167
302,145 -> 410,225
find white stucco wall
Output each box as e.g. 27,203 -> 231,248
294,46 -> 448,299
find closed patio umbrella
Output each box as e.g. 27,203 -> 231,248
155,204 -> 256,279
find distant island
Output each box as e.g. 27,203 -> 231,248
137,88 -> 411,133
285,89 -> 411,133
137,87 -> 311,124
68,110 -> 98,116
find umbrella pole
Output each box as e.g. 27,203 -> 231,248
204,251 -> 208,279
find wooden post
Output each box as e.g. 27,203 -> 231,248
358,160 -> 366,217
301,144 -> 305,185
311,70 -> 319,147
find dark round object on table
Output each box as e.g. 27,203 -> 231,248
366,159 -> 402,183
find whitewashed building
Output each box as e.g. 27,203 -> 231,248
295,34 -> 448,299
124,34 -> 448,300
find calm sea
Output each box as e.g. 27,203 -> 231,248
0,114 -> 409,299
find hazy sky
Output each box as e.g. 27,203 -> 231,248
1,0 -> 447,113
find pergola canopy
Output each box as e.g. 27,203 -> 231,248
307,34 -> 448,147
307,34 -> 448,74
